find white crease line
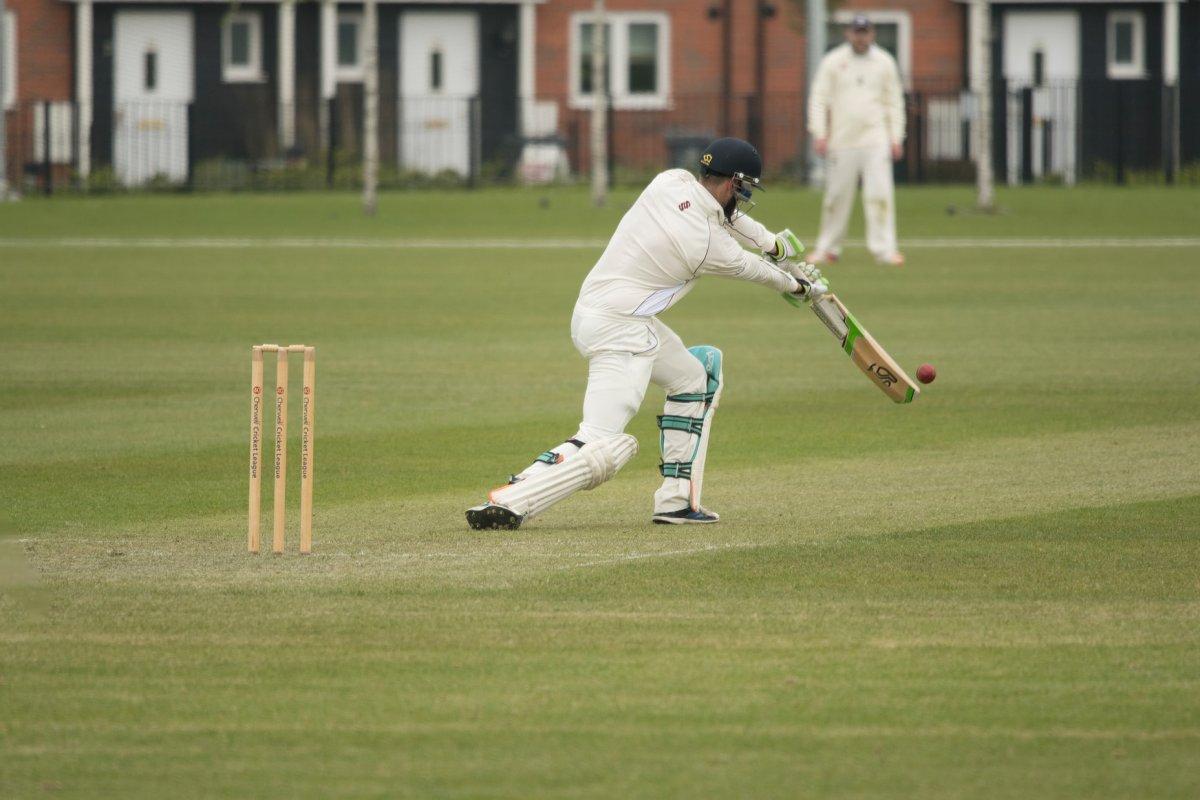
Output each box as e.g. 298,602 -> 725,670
1,236 -> 1199,250
560,541 -> 766,571
898,237 -> 1200,248
0,237 -> 608,249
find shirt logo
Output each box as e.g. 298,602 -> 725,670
678,200 -> 690,211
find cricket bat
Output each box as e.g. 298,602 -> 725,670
784,292 -> 920,404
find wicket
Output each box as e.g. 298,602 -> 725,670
249,344 -> 316,554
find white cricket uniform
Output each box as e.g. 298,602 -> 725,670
522,169 -> 799,514
808,43 -> 906,260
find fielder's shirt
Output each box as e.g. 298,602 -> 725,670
577,169 -> 798,318
807,43 -> 906,150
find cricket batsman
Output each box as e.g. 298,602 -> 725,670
808,14 -> 907,266
466,138 -> 827,530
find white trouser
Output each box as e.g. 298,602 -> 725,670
815,144 -> 898,260
521,306 -> 710,514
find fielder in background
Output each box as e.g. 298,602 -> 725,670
467,138 -> 827,530
808,14 -> 907,266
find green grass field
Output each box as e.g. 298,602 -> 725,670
2,186 -> 1199,798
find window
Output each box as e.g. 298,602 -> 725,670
627,23 -> 658,94
430,49 -> 442,92
1107,11 -> 1144,79
2,10 -> 15,110
570,12 -> 670,110
827,10 -> 912,87
577,21 -> 611,96
222,11 -> 263,82
144,50 -> 157,92
336,13 -> 364,81
33,101 -> 74,164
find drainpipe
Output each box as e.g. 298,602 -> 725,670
362,0 -> 377,214
518,0 -> 535,134
278,0 -> 295,152
319,0 -> 336,152
1163,0 -> 1180,183
0,0 -> 7,197
76,0 -> 94,180
590,0 -> 607,206
805,0 -> 826,185
722,0 -> 731,134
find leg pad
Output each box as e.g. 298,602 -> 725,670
489,434 -> 638,519
657,415 -> 705,435
659,461 -> 693,479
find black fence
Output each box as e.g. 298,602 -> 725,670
3,82 -> 1197,195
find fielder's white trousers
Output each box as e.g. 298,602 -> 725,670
567,305 -> 708,514
816,144 -> 899,261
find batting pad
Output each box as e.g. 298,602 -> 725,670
489,434 -> 638,519
655,345 -> 723,513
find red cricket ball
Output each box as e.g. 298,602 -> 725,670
916,364 -> 937,384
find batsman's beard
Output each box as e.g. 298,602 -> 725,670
723,195 -> 738,221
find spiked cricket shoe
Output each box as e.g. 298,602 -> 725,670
466,503 -> 524,530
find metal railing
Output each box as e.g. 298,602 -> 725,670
2,82 -> 1195,194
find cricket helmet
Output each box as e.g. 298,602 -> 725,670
699,137 -> 764,218
699,137 -> 763,187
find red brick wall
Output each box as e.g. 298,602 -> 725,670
837,0 -> 966,88
534,0 -> 965,172
3,0 -> 73,188
536,0 -> 964,97
8,0 -> 73,102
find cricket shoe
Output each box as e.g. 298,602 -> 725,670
652,507 -> 720,525
878,252 -> 905,266
466,503 -> 524,530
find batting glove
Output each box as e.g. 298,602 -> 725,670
769,228 -> 805,263
782,271 -> 830,304
787,260 -> 823,285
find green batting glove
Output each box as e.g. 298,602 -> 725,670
769,228 -> 805,263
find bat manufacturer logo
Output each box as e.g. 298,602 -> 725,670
867,363 -> 898,387
678,200 -> 690,211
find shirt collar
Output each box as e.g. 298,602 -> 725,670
688,172 -> 726,218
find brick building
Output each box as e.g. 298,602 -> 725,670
2,0 -> 74,188
1,0 -> 1194,190
531,0 -> 967,176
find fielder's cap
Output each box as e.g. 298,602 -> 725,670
850,14 -> 871,30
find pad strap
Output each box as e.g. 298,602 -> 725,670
657,415 -> 705,435
659,461 -> 693,479
666,391 -> 716,404
535,451 -> 562,465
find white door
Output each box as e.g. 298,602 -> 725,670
1002,12 -> 1078,184
113,11 -> 194,186
399,12 -> 479,176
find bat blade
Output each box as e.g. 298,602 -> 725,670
808,294 -> 920,404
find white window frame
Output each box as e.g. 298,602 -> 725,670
222,11 -> 264,83
1106,11 -> 1145,80
2,10 -> 16,110
568,12 -> 670,111
335,11 -> 365,82
831,9 -> 912,89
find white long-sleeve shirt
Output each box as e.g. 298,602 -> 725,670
807,43 -> 905,150
576,169 -> 798,318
